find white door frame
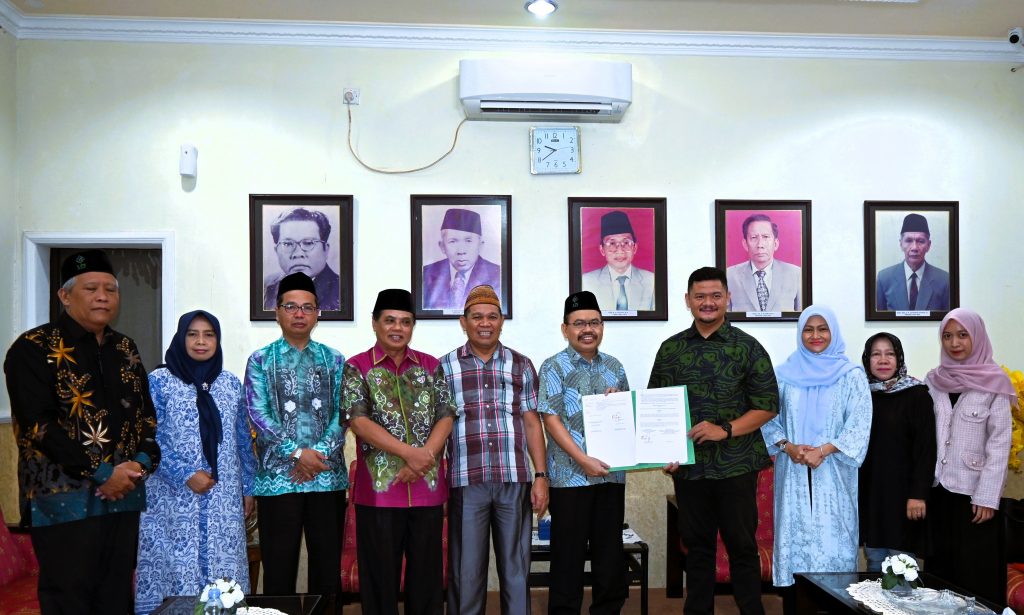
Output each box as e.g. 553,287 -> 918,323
22,231 -> 176,352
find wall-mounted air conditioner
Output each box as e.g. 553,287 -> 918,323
459,58 -> 632,123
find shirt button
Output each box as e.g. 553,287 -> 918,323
488,442 -> 494,447
941,459 -> 947,464
485,384 -> 489,388
945,441 -> 951,446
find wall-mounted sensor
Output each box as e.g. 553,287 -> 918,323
1010,27 -> 1023,47
179,144 -> 198,177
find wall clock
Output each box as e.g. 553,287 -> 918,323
530,126 -> 581,175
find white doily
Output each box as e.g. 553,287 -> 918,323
847,579 -> 992,615
236,608 -> 287,615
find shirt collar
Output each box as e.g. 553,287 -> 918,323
747,260 -> 773,274
371,342 -> 421,369
564,344 -> 603,366
458,340 -> 505,361
903,261 -> 927,279
681,319 -> 733,341
58,311 -> 113,344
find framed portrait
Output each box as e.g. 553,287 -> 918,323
411,195 -> 512,319
864,201 -> 959,321
249,194 -> 354,321
568,197 -> 668,321
715,200 -> 812,322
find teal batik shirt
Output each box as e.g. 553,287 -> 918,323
244,337 -> 348,496
538,346 -> 630,488
647,320 -> 778,480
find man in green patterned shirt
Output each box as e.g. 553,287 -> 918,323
648,266 -> 779,615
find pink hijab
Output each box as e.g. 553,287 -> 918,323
926,307 -> 1016,399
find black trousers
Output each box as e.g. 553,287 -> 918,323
355,504 -> 445,615
257,490 -> 346,615
673,470 -> 763,615
548,483 -> 627,615
927,486 -> 1006,609
30,511 -> 140,615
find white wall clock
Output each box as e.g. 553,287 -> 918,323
530,126 -> 581,175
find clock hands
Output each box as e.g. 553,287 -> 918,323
541,146 -> 558,161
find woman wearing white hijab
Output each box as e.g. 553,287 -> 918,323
761,306 -> 872,612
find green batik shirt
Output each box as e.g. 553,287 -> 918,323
647,320 -> 778,480
341,344 -> 456,508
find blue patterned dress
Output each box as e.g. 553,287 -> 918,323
135,369 -> 257,615
761,369 -> 873,587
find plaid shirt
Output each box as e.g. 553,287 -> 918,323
441,341 -> 539,488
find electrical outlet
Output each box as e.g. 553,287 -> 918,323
343,88 -> 361,105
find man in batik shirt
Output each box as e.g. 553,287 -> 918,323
538,290 -> 629,615
245,271 -> 347,614
4,249 -> 160,614
648,266 -> 778,615
342,288 -> 455,614
441,284 -> 548,615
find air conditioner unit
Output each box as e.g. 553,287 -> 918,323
459,58 -> 632,123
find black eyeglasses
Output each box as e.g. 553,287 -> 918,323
569,319 -> 603,329
276,239 -> 326,253
278,303 -> 319,314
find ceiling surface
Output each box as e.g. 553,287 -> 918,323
5,0 -> 1024,39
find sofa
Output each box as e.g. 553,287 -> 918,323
0,507 -> 40,615
665,462 -> 775,597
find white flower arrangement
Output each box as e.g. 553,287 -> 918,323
195,577 -> 246,614
881,553 -> 922,591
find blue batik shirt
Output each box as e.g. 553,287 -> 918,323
537,346 -> 629,488
244,337 -> 348,496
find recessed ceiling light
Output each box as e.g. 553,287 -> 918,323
525,0 -> 558,18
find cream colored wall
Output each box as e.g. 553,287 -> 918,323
0,30 -> 18,524
2,38 -> 1024,582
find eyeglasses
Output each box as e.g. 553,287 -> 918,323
278,303 -> 319,314
690,293 -> 725,303
569,319 -> 603,329
276,239 -> 326,253
602,239 -> 635,252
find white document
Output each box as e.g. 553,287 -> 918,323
580,390 -> 637,470
581,387 -> 692,471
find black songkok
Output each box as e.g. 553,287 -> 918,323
600,211 -> 635,240
277,272 -> 317,300
373,289 -> 414,314
564,291 -> 601,317
60,249 -> 115,285
441,208 -> 482,235
900,213 -> 930,236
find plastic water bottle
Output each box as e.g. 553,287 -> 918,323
203,587 -> 223,615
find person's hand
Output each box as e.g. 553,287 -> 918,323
289,463 -> 313,484
687,420 -> 728,444
797,445 -> 827,469
906,498 -> 926,521
604,387 -> 620,396
578,455 -> 610,477
96,462 -> 142,500
784,443 -> 809,465
531,478 -> 549,518
186,470 -> 217,494
402,446 -> 436,477
662,462 -> 680,475
396,466 -> 420,483
289,448 -> 328,484
243,496 -> 255,518
971,504 -> 995,524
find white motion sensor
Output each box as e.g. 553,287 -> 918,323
179,144 -> 198,177
1010,27 -> 1023,48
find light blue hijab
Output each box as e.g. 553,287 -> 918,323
775,305 -> 863,445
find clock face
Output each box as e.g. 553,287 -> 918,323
530,126 -> 581,175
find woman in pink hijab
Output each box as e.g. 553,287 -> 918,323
925,307 -> 1015,608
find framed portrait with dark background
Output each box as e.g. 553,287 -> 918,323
715,200 -> 812,322
249,194 -> 354,321
569,197 -> 667,321
864,201 -> 958,322
411,195 -> 512,319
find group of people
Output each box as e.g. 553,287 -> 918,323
4,250 -> 1014,615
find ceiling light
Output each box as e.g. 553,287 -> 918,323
525,0 -> 558,17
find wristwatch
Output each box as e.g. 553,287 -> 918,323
291,448 -> 303,462
534,472 -> 548,480
719,421 -> 733,439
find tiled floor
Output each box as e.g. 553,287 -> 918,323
342,589 -> 785,613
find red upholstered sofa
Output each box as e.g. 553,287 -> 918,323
665,462 -> 775,597
340,460 -> 449,602
0,507 -> 40,615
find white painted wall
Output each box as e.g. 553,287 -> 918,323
10,41 -> 1024,383
0,31 -> 16,412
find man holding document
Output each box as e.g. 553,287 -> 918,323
538,291 -> 630,615
648,266 -> 779,615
